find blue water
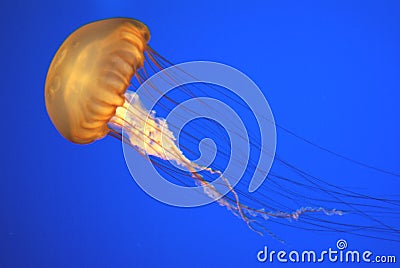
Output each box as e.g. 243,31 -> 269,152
1,1 -> 399,267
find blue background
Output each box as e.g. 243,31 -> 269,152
1,0 -> 399,267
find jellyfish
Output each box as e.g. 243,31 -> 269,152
45,18 -> 400,242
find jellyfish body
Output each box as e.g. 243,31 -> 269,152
44,17 -> 260,232
45,18 -> 400,243
45,18 -> 150,144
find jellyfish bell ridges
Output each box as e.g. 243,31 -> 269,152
45,18 -> 150,144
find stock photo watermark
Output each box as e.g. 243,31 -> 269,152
122,61 -> 276,207
257,239 -> 397,264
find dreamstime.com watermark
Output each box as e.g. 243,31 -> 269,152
122,61 -> 276,207
257,239 -> 397,264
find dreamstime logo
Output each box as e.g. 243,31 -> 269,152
122,61 -> 276,207
257,239 -> 397,264
336,239 -> 348,250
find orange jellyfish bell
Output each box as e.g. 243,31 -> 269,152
45,18 -> 150,144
